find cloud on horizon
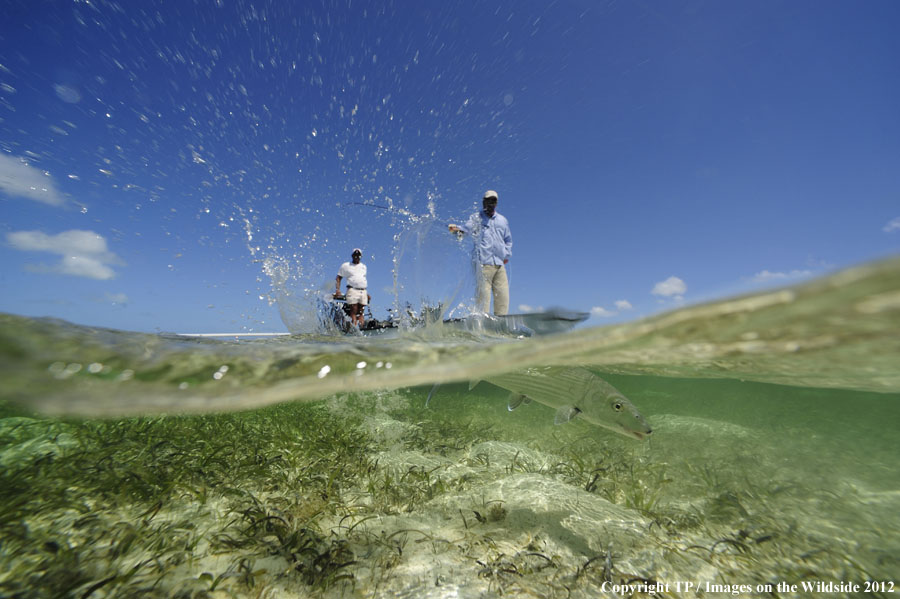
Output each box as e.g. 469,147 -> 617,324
884,217 -> 900,233
105,292 -> 129,305
0,154 -> 66,206
590,299 -> 633,318
750,269 -> 813,283
518,304 -> 545,313
652,276 -> 686,301
7,229 -> 123,280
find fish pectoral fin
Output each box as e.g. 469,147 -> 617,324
507,393 -> 530,411
426,383 -> 440,407
554,405 -> 581,425
468,380 -> 480,391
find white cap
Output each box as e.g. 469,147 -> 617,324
352,248 -> 362,256
483,190 -> 498,201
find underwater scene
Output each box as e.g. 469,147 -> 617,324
2,258 -> 899,598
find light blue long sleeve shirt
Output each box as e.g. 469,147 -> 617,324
459,210 -> 512,266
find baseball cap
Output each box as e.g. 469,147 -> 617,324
483,190 -> 498,201
352,248 -> 362,256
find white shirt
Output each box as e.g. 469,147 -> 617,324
338,261 -> 367,288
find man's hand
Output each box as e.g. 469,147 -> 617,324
448,224 -> 460,233
333,291 -> 344,299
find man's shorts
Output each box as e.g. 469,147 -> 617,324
345,287 -> 368,305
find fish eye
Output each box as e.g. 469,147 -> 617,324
613,402 -> 622,411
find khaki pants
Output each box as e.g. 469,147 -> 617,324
476,264 -> 509,315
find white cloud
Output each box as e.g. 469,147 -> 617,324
884,217 -> 900,233
106,293 -> 129,305
590,298 -> 634,318
652,276 -> 686,299
518,304 -> 542,313
0,154 -> 65,206
751,269 -> 812,283
7,229 -> 122,280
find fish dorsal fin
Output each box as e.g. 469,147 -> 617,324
554,405 -> 581,425
507,393 -> 531,411
468,380 -> 480,391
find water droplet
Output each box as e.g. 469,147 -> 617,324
54,84 -> 81,103
65,363 -> 82,376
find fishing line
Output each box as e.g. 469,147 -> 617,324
343,201 -> 424,219
344,201 -> 396,212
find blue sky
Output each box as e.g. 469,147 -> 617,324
1,0 -> 898,333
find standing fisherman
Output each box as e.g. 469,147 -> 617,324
334,248 -> 369,329
448,190 -> 513,315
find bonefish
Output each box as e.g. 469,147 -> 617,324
427,366 -> 652,441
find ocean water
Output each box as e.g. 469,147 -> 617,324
1,257 -> 899,598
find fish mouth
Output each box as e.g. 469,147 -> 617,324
627,429 -> 652,441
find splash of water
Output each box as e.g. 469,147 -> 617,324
252,197 -> 476,334
390,207 -> 475,326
